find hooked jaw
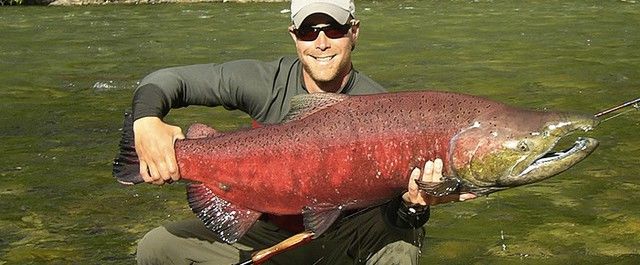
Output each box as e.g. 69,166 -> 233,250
453,113 -> 599,196
498,114 -> 599,188
517,137 -> 598,178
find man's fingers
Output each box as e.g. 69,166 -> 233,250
459,193 -> 477,201
144,161 -> 162,184
165,153 -> 181,181
140,160 -> 153,183
404,167 -> 427,205
433,158 -> 443,181
149,162 -> 165,185
168,129 -> 184,181
422,160 -> 434,182
174,129 -> 186,140
408,168 -> 420,194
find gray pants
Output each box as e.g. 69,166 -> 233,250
136,206 -> 424,265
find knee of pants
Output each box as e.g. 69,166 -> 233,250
366,240 -> 421,265
136,226 -> 179,264
136,225 -> 244,265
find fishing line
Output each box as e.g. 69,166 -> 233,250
598,107 -> 638,124
593,97 -> 640,121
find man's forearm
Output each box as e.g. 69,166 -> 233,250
132,83 -> 174,120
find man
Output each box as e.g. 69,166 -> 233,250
132,0 -> 474,264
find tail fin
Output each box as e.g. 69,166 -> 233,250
112,111 -> 145,185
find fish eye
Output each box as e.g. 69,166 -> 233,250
518,141 -> 530,152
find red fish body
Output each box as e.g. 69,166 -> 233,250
114,91 -> 598,243
179,92 -> 465,215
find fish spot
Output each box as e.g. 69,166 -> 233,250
218,182 -> 231,192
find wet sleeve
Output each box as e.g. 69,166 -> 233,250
384,197 -> 430,229
131,60 -> 274,121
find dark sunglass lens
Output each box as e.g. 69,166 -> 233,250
296,27 -> 319,41
323,25 -> 350,39
324,24 -> 351,39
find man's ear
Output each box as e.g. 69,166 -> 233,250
350,20 -> 360,51
288,25 -> 298,43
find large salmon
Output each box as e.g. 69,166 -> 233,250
113,91 -> 598,243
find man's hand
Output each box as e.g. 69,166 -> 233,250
133,117 -> 185,185
402,158 -> 476,206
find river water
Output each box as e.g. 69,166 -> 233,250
1,1 -> 639,264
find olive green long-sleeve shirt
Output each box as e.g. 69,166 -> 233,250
131,56 -> 429,231
133,56 -> 384,123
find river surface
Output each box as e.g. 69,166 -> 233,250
1,1 -> 639,264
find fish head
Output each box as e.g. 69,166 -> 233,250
449,111 -> 599,195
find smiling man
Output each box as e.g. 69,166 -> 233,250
131,0 -> 470,264
291,12 -> 357,92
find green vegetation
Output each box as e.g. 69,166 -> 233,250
1,0 -> 23,5
0,0 -> 58,5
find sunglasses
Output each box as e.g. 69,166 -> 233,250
292,22 -> 354,41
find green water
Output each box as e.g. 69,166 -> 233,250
1,1 -> 639,264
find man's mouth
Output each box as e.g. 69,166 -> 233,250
310,55 -> 335,63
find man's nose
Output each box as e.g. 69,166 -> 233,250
315,31 -> 331,50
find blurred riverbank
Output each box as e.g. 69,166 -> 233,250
2,0 -> 286,7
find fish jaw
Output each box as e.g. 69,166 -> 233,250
450,112 -> 599,195
506,136 -> 598,186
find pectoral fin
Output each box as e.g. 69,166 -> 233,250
415,177 -> 462,197
187,183 -> 261,244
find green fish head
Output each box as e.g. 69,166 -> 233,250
450,112 -> 599,195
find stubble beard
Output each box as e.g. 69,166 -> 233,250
301,53 -> 352,89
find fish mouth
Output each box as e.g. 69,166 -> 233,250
508,114 -> 600,185
466,114 -> 599,194
450,113 -> 599,196
467,136 -> 599,196
518,137 -> 598,177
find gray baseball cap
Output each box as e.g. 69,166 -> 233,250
290,0 -> 356,28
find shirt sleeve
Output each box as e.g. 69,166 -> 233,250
131,59 -> 280,121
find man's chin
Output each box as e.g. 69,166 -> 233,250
304,66 -> 337,81
310,72 -> 338,83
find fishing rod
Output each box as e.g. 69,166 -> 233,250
594,97 -> 640,118
235,231 -> 315,265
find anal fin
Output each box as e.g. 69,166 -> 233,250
187,183 -> 261,243
302,203 -> 343,238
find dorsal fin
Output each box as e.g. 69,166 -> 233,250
282,93 -> 349,122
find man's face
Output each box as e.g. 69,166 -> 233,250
290,14 -> 359,84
